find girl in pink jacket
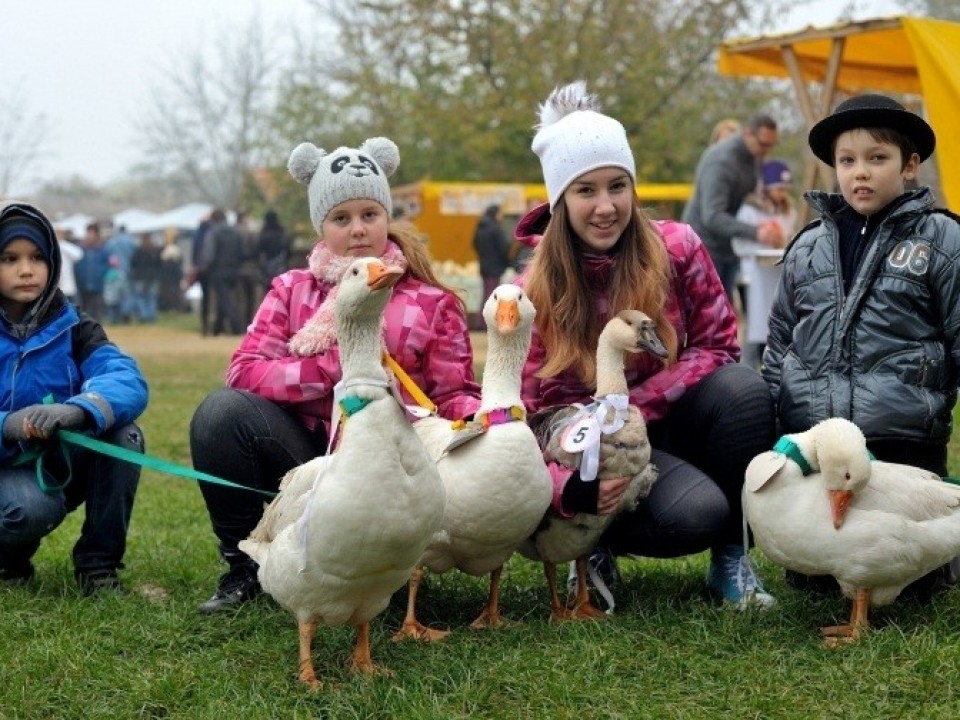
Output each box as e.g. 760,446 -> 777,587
520,82 -> 776,611
190,136 -> 481,613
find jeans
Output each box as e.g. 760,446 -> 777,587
130,280 -> 159,322
602,364 -> 776,555
189,389 -> 327,562
0,423 -> 143,574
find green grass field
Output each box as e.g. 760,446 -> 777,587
4,315 -> 960,719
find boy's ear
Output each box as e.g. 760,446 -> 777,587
902,152 -> 921,181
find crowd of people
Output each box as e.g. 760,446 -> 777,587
48,208 -> 293,336
57,221 -> 185,324
2,85 -> 959,636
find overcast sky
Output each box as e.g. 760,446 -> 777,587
2,0 -> 905,197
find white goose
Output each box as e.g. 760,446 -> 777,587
744,417 -> 960,645
393,284 -> 552,641
239,257 -> 445,688
519,310 -> 666,619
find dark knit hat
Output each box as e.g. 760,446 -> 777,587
762,160 -> 792,188
808,93 -> 935,166
0,215 -> 52,262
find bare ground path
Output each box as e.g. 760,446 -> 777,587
105,323 -> 489,364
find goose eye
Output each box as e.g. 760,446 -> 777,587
351,268 -> 359,276
845,472 -> 851,480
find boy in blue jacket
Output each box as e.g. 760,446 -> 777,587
0,202 -> 148,594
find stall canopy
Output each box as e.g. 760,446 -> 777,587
717,15 -> 960,210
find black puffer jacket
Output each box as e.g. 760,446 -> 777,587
763,187 -> 960,445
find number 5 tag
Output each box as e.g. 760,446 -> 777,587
561,415 -> 601,453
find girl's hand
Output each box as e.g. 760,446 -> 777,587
597,475 -> 631,515
757,220 -> 784,248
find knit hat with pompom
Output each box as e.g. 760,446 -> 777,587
531,81 -> 636,209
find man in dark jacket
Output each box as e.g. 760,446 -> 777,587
202,209 -> 246,335
473,204 -> 510,303
683,114 -> 783,300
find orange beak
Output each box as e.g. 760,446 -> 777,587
829,489 -> 854,530
366,262 -> 405,290
495,299 -> 520,332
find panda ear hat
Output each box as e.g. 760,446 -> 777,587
531,81 -> 636,209
287,137 -> 400,232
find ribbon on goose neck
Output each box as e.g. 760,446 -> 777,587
559,393 -> 630,481
327,376 -> 392,454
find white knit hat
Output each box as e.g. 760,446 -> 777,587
288,137 -> 400,233
532,81 -> 636,209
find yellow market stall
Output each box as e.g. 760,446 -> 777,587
717,15 -> 960,211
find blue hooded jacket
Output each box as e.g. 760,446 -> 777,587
0,202 -> 148,463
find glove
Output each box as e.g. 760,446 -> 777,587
2,405 -> 46,441
25,403 -> 87,436
561,470 -> 600,515
3,403 -> 87,440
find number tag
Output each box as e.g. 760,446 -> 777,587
561,415 -> 601,453
405,405 -> 433,419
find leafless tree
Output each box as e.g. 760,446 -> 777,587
139,13 -> 279,207
0,83 -> 51,200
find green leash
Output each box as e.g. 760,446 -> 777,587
14,429 -> 277,499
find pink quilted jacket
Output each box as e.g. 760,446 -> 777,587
226,268 -> 481,436
515,210 -> 739,511
518,218 -> 739,422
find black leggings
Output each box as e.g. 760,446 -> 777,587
602,364 -> 775,557
189,388 -> 327,561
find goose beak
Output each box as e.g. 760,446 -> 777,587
367,262 -> 405,290
637,321 -> 668,359
495,299 -> 520,332
830,489 -> 854,529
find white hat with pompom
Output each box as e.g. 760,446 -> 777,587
532,81 -> 636,209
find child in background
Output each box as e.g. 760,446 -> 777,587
102,255 -> 124,324
732,159 -> 798,367
0,202 -> 148,593
764,93 -> 960,598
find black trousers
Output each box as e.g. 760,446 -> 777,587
602,363 -> 776,557
189,388 -> 327,563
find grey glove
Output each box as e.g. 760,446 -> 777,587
2,405 -> 45,441
2,403 -> 87,441
23,404 -> 87,436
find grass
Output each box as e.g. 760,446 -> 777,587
4,312 -> 960,719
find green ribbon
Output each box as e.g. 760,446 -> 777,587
14,429 -> 276,499
772,436 -> 813,476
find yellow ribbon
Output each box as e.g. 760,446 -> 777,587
382,351 -> 438,414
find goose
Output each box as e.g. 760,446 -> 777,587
238,257 -> 445,688
744,417 -> 960,645
393,284 -> 552,641
519,310 -> 666,619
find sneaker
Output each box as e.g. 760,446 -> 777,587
1,561 -> 35,586
76,569 -> 126,596
706,545 -> 776,610
198,562 -> 261,614
567,546 -> 620,612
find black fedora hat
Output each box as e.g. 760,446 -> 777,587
808,93 -> 935,166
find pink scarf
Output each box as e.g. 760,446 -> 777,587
287,239 -> 408,356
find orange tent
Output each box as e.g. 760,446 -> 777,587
717,15 -> 960,210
